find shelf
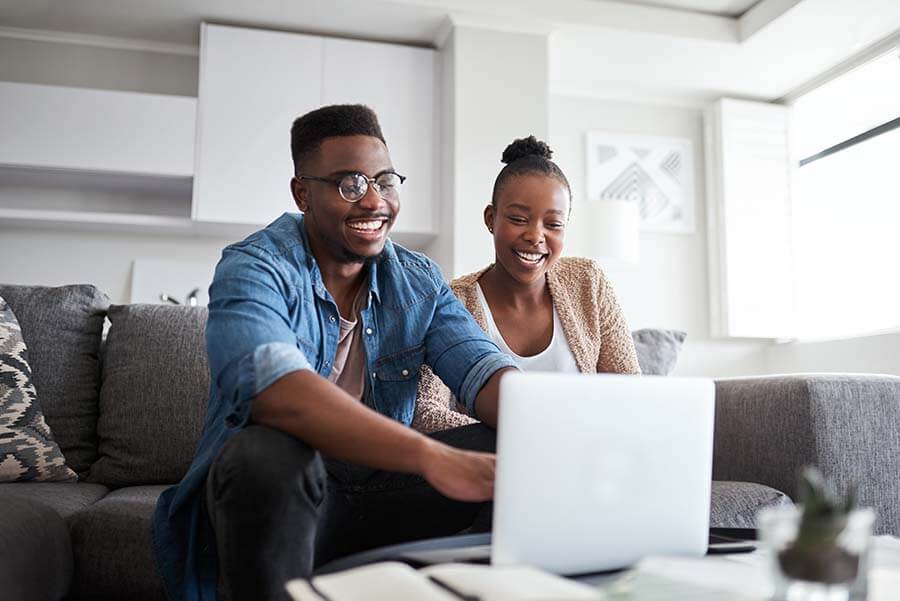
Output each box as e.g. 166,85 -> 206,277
0,164 -> 194,235
0,207 -> 190,231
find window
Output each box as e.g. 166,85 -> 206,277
790,49 -> 900,339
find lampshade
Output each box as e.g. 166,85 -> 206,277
583,199 -> 640,264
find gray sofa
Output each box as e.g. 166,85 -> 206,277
0,284 -> 898,601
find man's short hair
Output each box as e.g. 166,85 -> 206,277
290,104 -> 386,174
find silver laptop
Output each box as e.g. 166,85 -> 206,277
314,372 -> 716,576
490,372 -> 715,574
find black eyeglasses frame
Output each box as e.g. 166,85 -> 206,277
296,171 -> 407,203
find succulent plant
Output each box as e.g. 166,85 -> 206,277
778,467 -> 860,584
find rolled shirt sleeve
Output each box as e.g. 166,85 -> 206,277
206,246 -> 314,429
424,273 -> 519,419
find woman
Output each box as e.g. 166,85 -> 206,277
414,135 -> 641,433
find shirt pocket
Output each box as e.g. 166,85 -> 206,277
371,344 -> 426,424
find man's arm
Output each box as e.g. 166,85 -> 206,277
471,367 -> 515,429
208,248 -> 494,502
251,370 -> 496,501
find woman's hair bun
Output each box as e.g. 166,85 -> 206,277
501,135 -> 553,164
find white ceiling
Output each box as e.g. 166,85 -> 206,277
552,0 -> 900,103
1,0 -> 446,47
0,0 -> 897,104
609,0 -> 760,18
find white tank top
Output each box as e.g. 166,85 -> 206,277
475,283 -> 580,373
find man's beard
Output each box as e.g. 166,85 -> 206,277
341,247 -> 385,265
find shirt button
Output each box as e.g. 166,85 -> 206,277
329,315 -> 336,323
372,372 -> 377,380
365,327 -> 373,335
401,369 -> 409,377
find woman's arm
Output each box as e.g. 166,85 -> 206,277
413,365 -> 478,434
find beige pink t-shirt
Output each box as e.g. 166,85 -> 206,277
326,284 -> 368,401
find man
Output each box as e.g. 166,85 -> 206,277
152,105 -> 517,601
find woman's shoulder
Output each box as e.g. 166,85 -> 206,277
449,265 -> 492,298
550,256 -> 608,290
447,265 -> 492,330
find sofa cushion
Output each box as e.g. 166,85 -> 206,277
0,496 -> 73,601
0,284 -> 109,475
0,295 -> 76,481
631,328 -> 687,375
87,305 -> 209,487
710,480 -> 791,529
69,485 -> 168,601
0,481 -> 108,519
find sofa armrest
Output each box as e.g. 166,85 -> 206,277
712,373 -> 900,536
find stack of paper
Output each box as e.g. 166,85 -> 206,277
286,561 -> 604,601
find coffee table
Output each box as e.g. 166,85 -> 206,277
315,533 -> 900,600
577,536 -> 900,600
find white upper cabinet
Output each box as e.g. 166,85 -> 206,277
193,24 -> 324,225
321,38 -> 436,235
193,24 -> 436,235
0,82 -> 195,177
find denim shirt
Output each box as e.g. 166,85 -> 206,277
152,213 -> 517,601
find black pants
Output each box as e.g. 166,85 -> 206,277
205,423 -> 495,601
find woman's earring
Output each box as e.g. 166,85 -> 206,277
488,227 -> 494,233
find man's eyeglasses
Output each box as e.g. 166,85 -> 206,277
297,171 -> 406,203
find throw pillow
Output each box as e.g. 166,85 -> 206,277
0,295 -> 77,482
87,304 -> 209,487
0,284 -> 109,476
631,328 -> 687,375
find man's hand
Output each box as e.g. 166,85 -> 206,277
420,439 -> 495,502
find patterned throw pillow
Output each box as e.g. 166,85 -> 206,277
0,295 -> 77,482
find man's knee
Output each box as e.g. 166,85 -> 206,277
208,425 -> 326,506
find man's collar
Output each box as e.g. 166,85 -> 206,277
365,263 -> 379,306
296,216 -> 325,296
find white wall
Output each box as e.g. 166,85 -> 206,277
0,228 -> 231,304
434,25 -> 550,278
549,94 -> 770,377
765,333 -> 900,376
426,30 -> 456,277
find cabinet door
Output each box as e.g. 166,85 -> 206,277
321,38 -> 436,236
0,82 -> 194,177
193,24 -> 323,225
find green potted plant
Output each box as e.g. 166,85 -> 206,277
778,467 -> 860,584
758,467 -> 875,600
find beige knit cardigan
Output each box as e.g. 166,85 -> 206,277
413,256 -> 641,433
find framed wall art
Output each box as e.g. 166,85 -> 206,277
586,132 -> 695,234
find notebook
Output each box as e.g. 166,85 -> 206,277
286,561 -> 604,601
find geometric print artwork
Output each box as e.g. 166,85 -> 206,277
0,294 -> 77,482
586,132 -> 695,233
